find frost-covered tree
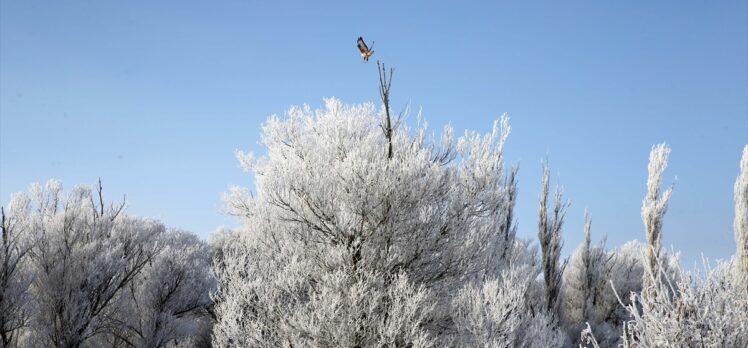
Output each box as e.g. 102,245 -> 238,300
212,231 -> 435,347
213,97 -> 522,345
607,241 -> 645,305
559,211 -> 593,330
735,145 -> 748,293
618,261 -> 748,347
560,218 -> 648,346
0,200 -> 33,347
2,180 -> 215,348
602,241 -> 647,345
105,230 -> 215,347
452,265 -> 565,348
538,162 -> 569,315
641,143 -> 674,295
559,211 -> 616,345
17,180 -> 163,347
207,227 -> 237,272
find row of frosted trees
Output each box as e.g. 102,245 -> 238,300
2,99 -> 747,347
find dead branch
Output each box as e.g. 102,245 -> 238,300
377,61 -> 394,159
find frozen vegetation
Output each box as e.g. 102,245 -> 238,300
0,180 -> 215,347
2,98 -> 747,347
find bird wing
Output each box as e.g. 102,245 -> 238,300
357,37 -> 369,53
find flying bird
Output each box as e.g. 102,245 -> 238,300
357,37 -> 374,62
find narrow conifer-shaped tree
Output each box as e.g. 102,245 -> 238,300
735,145 -> 748,293
538,162 -> 569,314
559,211 -> 591,337
641,143 -> 673,296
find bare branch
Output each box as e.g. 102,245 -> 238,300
377,60 -> 395,159
97,177 -> 105,217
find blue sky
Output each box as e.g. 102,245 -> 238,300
1,1 -> 746,266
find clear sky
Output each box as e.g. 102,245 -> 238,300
1,1 -> 746,267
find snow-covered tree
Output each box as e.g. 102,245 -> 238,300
559,211 -> 616,345
605,240 -> 647,339
735,145 -> 748,293
0,180 -> 216,347
559,211 -> 593,332
0,198 -> 34,347
560,221 -> 648,346
207,227 -> 238,272
538,162 -> 569,315
607,241 -> 645,305
641,143 -> 674,295
452,266 -> 565,348
214,97 -> 522,345
18,180 -> 163,347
